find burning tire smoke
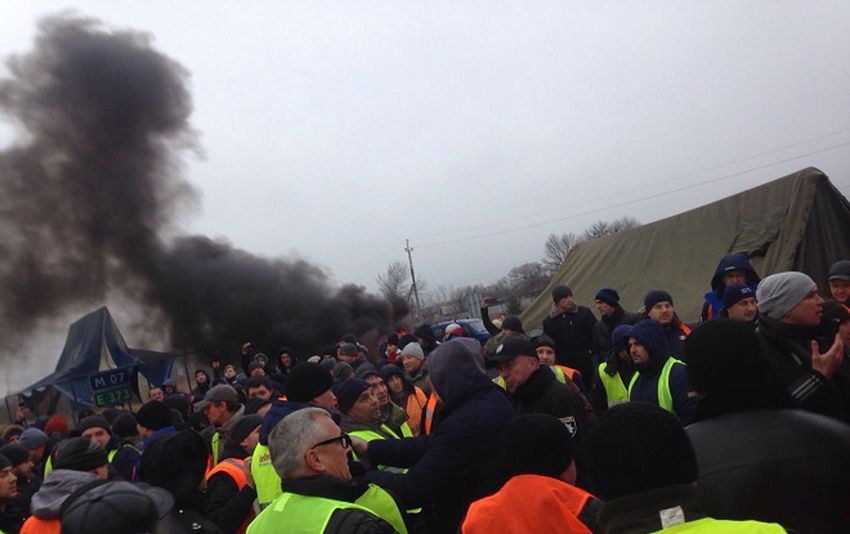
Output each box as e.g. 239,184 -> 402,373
0,15 -> 401,362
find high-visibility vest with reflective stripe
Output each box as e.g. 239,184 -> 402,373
349,423 -> 421,514
423,394 -> 438,435
349,424 -> 410,472
251,443 -> 282,509
207,458 -> 255,534
628,357 -> 685,413
247,484 -> 408,534
653,516 -> 787,533
597,362 -> 630,407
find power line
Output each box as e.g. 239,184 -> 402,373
410,127 -> 850,243
417,139 -> 850,250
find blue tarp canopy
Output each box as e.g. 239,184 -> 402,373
22,307 -> 174,408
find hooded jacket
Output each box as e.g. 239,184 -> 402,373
365,338 -> 514,534
627,320 -> 697,424
20,469 -> 99,534
701,253 -> 760,322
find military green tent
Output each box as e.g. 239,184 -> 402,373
522,167 -> 850,329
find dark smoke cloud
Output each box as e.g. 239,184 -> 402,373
0,15 -> 403,362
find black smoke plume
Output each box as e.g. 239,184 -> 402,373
0,15 -> 403,361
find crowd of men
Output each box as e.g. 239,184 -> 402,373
1,255 -> 849,533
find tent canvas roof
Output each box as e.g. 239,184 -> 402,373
22,306 -> 174,406
521,167 -> 850,330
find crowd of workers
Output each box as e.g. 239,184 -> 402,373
1,254 -> 849,533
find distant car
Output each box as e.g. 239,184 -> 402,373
431,319 -> 491,344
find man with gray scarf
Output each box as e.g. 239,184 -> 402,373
755,271 -> 846,420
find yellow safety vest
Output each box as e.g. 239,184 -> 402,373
653,516 -> 787,533
597,362 -> 630,407
247,484 -> 408,534
251,443 -> 282,509
628,357 -> 685,414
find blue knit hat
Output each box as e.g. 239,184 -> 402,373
595,288 -> 620,307
721,284 -> 755,309
644,290 -> 673,310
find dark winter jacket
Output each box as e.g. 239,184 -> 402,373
365,338 -> 514,534
592,304 -> 640,358
512,367 -> 590,446
627,320 -> 698,425
660,315 -> 693,362
700,253 -> 760,322
755,316 -> 846,421
597,483 -> 708,534
542,306 -> 598,380
687,409 -> 850,533
110,436 -> 141,482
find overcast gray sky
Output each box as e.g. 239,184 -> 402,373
2,1 -> 850,298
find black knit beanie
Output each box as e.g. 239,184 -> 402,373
286,363 -> 334,403
111,413 -> 138,439
135,401 -> 173,431
53,437 -> 109,472
78,415 -> 111,435
0,444 -> 29,467
586,402 -> 696,500
501,414 -> 574,479
552,285 -> 573,302
0,452 -> 10,471
643,289 -> 673,310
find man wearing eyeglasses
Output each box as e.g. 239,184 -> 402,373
246,407 -> 407,534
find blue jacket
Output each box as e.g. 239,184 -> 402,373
628,320 -> 697,424
365,339 -> 514,534
701,253 -> 760,321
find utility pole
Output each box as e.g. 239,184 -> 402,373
405,239 -> 422,318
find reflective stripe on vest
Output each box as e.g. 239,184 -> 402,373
423,394 -> 438,435
628,357 -> 685,413
251,443 -> 282,509
597,362 -> 629,407
211,431 -> 221,465
247,484 -> 408,534
207,458 -> 255,534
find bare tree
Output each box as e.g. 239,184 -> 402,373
377,261 -> 410,299
543,232 -> 583,274
582,216 -> 640,241
507,261 -> 549,297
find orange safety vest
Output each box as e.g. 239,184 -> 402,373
20,516 -> 60,534
462,474 -> 594,534
206,458 -> 255,534
558,365 -> 580,380
423,393 -> 439,436
679,322 -> 692,336
405,387 -> 429,436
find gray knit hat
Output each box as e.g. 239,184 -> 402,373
400,342 -> 424,360
756,272 -> 817,320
